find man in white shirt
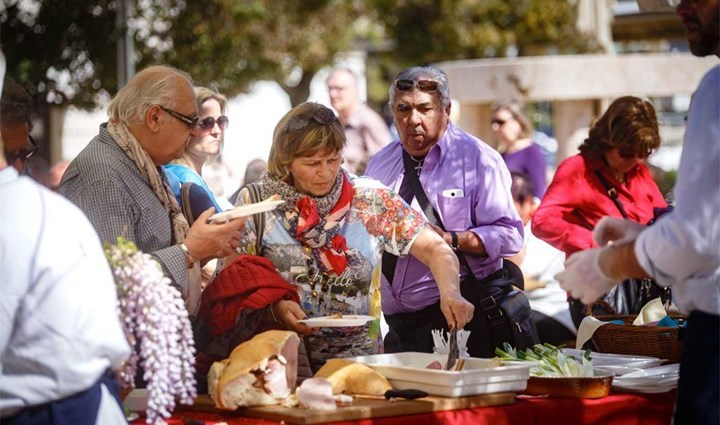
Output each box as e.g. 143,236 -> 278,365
557,1 -> 719,423
0,72 -> 131,424
327,67 -> 392,175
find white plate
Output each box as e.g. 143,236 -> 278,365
612,364 -> 679,393
561,348 -> 664,369
612,382 -> 676,394
297,315 -> 375,327
594,365 -> 645,376
208,200 -> 284,223
613,364 -> 679,386
620,363 -> 679,379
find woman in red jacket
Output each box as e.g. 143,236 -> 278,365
532,96 -> 667,328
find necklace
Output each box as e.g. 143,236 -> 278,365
409,155 -> 425,175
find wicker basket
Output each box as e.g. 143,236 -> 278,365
585,300 -> 684,364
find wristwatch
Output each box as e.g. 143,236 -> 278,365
449,231 -> 459,251
179,242 -> 196,269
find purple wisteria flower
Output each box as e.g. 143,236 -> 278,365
104,238 -> 197,424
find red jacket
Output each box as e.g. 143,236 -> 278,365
199,254 -> 300,337
532,154 -> 667,257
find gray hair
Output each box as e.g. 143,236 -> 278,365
388,66 -> 451,110
107,65 -> 193,125
326,67 -> 359,86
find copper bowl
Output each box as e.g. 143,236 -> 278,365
524,371 -> 614,399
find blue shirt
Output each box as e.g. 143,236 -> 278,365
163,164 -> 224,213
366,122 -> 524,314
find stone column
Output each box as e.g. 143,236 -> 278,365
455,102 -> 496,148
553,99 -> 598,164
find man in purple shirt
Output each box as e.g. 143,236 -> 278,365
366,66 -> 526,357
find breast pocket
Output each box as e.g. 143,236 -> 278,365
436,194 -> 470,231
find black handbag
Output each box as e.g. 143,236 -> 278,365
388,150 -> 538,353
180,182 -> 215,226
575,171 -> 671,318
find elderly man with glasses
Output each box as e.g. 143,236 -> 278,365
59,65 -> 245,318
366,66 -> 531,357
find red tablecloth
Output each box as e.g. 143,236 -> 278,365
131,391 -> 675,425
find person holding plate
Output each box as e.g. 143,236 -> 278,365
195,102 -> 473,378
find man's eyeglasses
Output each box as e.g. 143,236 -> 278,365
5,135 -> 39,164
395,79 -> 439,93
491,118 -> 508,127
160,106 -> 200,129
284,108 -> 338,135
198,115 -> 229,132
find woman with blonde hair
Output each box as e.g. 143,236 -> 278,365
164,86 -> 231,214
491,100 -> 548,198
195,102 -> 473,378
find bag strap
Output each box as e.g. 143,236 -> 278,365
399,152 -> 527,344
180,182 -> 195,226
242,182 -> 265,255
572,209 -> 594,231
399,151 -> 514,286
594,170 -> 629,219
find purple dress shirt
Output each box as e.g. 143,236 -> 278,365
365,123 -> 524,315
501,143 -> 548,198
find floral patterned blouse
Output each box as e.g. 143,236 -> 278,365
236,176 -> 426,371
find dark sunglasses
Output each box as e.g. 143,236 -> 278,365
619,148 -> 652,160
491,118 -> 508,127
198,115 -> 229,131
395,79 -> 439,92
5,135 -> 40,163
285,108 -> 338,135
160,106 -> 200,129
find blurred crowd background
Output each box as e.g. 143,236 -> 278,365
2,0 -> 714,199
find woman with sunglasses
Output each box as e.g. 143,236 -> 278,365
491,100 -> 548,199
194,102 -> 473,381
531,96 -> 667,327
164,86 -> 231,214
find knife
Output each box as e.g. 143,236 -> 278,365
445,327 -> 459,371
384,389 -> 429,400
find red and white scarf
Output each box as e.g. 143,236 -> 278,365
262,171 -> 358,275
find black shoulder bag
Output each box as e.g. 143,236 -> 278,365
396,151 -> 538,354
590,171 -> 671,315
180,182 -> 215,226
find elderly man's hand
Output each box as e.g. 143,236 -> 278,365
185,208 -> 245,261
555,248 -> 617,305
439,291 -> 475,330
593,217 -> 646,247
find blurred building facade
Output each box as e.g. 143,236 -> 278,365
436,0 -> 714,172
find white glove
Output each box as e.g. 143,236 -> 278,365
593,217 -> 646,247
555,248 -> 617,305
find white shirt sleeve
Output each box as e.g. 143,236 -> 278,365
635,65 -> 720,315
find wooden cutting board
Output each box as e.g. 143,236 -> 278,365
186,392 -> 516,424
